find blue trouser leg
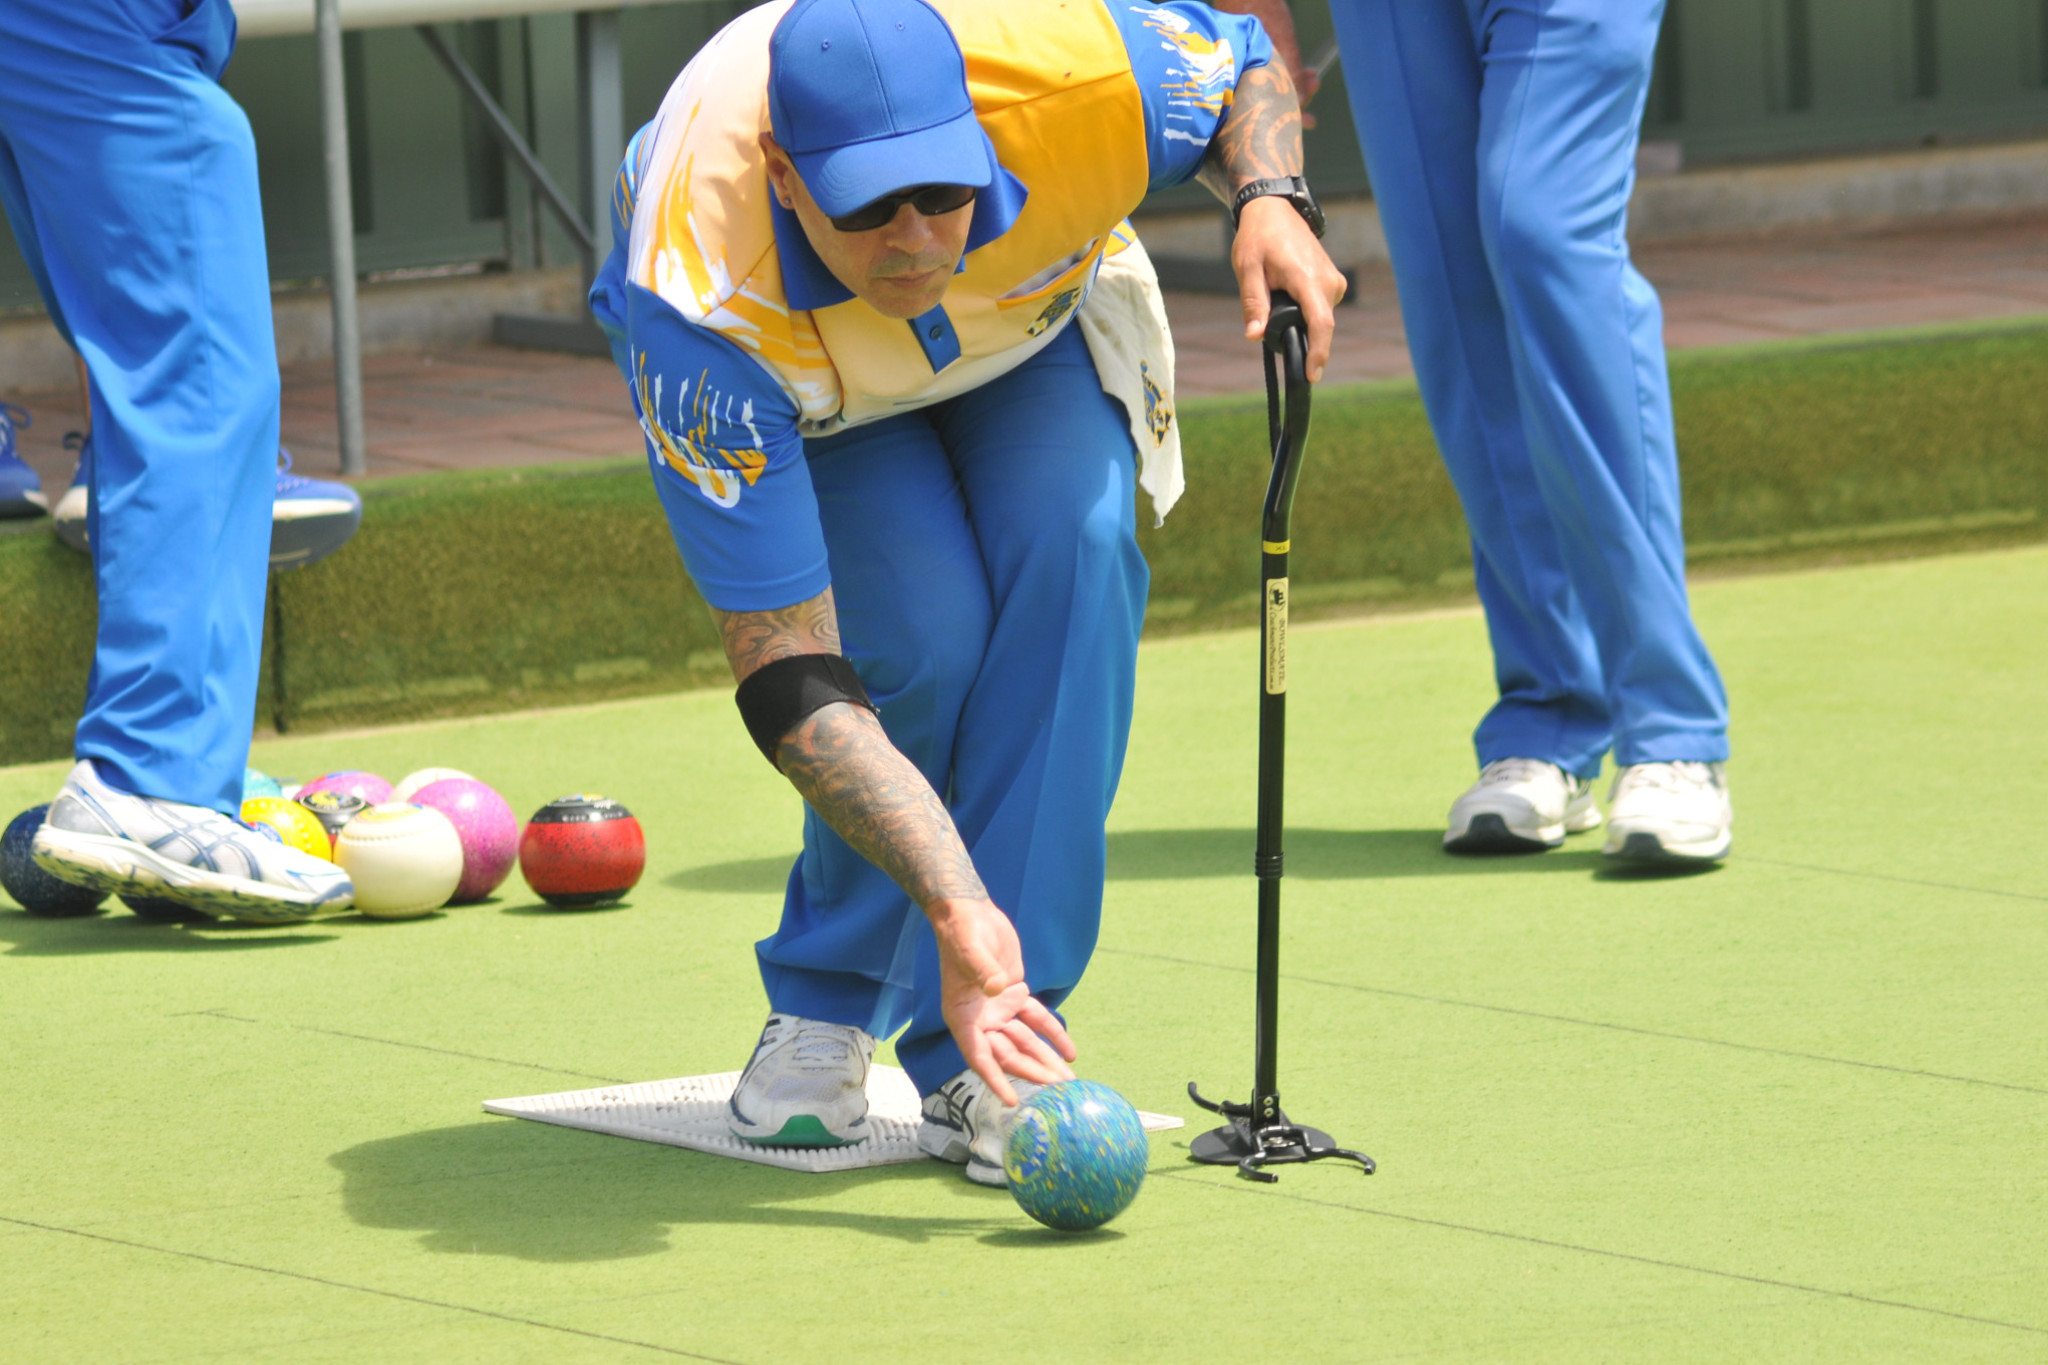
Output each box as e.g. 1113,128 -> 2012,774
1329,0 -> 1727,773
756,325 -> 1148,1096
0,0 -> 277,816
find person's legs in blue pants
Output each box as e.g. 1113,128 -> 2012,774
895,328 -> 1148,1094
1471,0 -> 1726,765
756,325 -> 1147,1096
1327,0 -> 1612,780
0,0 -> 276,817
1328,0 -> 1725,778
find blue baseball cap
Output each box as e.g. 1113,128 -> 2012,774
767,0 -> 995,219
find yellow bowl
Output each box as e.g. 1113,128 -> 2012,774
240,796 -> 335,860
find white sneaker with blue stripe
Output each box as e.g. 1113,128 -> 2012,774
916,1069 -> 1041,1187
726,1014 -> 875,1147
1603,762 -> 1733,863
1445,758 -> 1602,853
31,760 -> 353,924
52,441 -> 360,569
0,403 -> 46,519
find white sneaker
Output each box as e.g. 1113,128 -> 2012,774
1603,761 -> 1732,863
916,1069 -> 1041,1187
1445,758 -> 1602,853
725,1014 -> 874,1147
31,760 -> 353,923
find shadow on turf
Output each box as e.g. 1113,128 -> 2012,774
666,831 -> 1614,893
667,856 -> 796,895
664,830 -> 1732,893
0,909 -> 335,956
332,1120 -> 1112,1259
497,899 -> 635,917
1106,828 -> 1623,879
1592,859 -> 1724,882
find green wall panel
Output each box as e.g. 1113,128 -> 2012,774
224,28 -> 509,284
1645,0 -> 2048,161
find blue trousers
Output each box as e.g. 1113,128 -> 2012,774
0,0 -> 276,816
761,325 -> 1148,1096
1329,0 -> 1728,775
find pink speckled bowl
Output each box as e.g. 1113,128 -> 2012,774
408,777 -> 519,903
297,770 -> 393,807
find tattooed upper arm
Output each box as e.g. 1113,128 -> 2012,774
1196,60 -> 1304,201
711,587 -> 842,684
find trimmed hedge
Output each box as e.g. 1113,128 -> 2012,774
1,320 -> 2043,762
1144,320 -> 2048,627
265,461 -> 719,733
0,528 -> 97,764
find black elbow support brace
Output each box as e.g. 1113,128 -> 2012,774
734,653 -> 877,768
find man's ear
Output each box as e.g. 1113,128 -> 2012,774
758,131 -> 798,210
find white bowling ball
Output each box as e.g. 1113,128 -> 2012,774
335,803 -> 464,919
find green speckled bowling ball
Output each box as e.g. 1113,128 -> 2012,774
1003,1079 -> 1148,1231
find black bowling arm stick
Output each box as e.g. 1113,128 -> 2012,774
1186,290 -> 1375,1183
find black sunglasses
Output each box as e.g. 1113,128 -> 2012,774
827,183 -> 978,233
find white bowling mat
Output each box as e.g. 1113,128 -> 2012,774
484,1065 -> 1183,1174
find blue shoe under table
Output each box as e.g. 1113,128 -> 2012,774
53,440 -> 361,570
0,403 -> 47,519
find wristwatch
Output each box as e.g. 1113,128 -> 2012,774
1230,175 -> 1326,240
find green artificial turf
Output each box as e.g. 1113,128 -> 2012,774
2,546 -> 2045,1362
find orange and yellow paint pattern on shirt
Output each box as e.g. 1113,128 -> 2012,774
632,351 -> 770,509
1139,4 -> 1240,120
631,5 -> 843,425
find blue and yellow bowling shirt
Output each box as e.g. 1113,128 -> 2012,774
589,0 -> 1270,612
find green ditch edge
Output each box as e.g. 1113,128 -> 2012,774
1,316 -> 2043,764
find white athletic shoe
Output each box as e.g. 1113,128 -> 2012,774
916,1069 -> 1041,1187
1603,761 -> 1732,863
30,759 -> 353,923
725,1014 -> 874,1147
1444,758 -> 1602,853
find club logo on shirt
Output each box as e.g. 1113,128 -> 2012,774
1027,288 -> 1083,337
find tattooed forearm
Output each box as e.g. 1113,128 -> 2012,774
779,703 -> 989,908
711,588 -> 842,683
713,588 -> 986,910
1197,61 -> 1304,201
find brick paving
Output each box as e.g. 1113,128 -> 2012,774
274,347 -> 634,476
4,212 -> 2044,489
1167,212 -> 2048,395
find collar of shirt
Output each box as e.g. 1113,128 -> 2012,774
769,162 -> 1031,312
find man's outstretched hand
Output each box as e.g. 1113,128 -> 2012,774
929,897 -> 1076,1105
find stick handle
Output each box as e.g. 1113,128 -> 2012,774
1260,292 -> 1312,549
